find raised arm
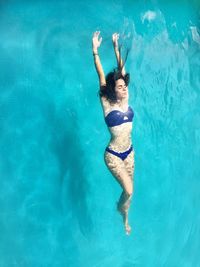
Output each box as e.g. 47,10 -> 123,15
112,33 -> 126,76
92,31 -> 106,87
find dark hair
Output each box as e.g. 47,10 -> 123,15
99,46 -> 130,103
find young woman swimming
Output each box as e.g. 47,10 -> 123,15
92,31 -> 135,235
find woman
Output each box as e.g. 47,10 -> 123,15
92,31 -> 135,235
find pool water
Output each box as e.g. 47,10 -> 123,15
0,0 -> 200,266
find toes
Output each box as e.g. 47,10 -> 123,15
125,225 -> 131,235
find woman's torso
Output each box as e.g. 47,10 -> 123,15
100,95 -> 134,151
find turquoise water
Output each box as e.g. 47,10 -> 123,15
0,0 -> 200,266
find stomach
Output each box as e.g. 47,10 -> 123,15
107,122 -> 133,152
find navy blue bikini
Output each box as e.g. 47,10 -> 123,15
105,106 -> 134,127
105,106 -> 134,160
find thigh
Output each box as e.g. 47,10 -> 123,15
104,151 -> 132,192
123,150 -> 135,180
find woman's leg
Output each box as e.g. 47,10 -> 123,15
104,151 -> 133,195
104,151 -> 133,234
120,150 -> 135,234
124,150 -> 135,181
122,149 -> 135,210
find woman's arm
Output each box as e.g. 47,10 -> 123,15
92,31 -> 106,86
112,33 -> 126,76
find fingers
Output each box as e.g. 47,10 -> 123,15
93,31 -> 102,44
93,31 -> 119,41
93,31 -> 100,37
112,33 -> 119,42
92,31 -> 102,48
112,33 -> 119,37
93,31 -> 119,38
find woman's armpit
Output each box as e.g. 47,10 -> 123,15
100,95 -> 111,110
100,85 -> 107,92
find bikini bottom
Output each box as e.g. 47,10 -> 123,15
105,145 -> 133,161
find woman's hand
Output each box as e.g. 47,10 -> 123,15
92,31 -> 102,52
112,33 -> 119,48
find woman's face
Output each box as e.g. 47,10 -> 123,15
115,78 -> 128,100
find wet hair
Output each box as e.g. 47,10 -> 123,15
99,46 -> 130,103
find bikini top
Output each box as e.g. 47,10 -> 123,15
105,106 -> 134,127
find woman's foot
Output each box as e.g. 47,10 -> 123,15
116,202 -> 132,235
125,223 -> 131,235
123,211 -> 132,235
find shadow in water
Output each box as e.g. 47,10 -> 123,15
46,98 -> 93,237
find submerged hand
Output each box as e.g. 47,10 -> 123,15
112,32 -> 119,48
92,31 -> 102,51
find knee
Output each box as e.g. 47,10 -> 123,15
125,188 -> 133,198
